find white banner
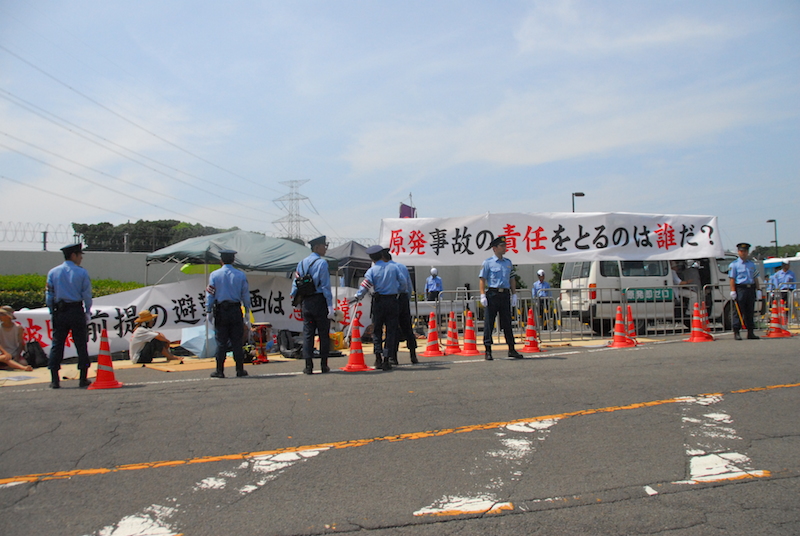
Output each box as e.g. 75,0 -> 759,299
380,212 -> 723,266
14,275 -> 360,359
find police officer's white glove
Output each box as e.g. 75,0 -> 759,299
85,311 -> 92,324
480,294 -> 488,307
730,291 -> 737,300
327,306 -> 336,320
511,294 -> 518,307
756,290 -> 762,301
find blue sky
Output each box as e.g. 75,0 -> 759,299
1,1 -> 798,253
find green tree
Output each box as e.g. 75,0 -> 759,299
72,221 -> 238,252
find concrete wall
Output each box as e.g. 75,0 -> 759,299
0,251 -> 200,285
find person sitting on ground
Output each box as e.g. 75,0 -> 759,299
129,310 -> 182,365
0,305 -> 32,371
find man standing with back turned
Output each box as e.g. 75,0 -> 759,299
479,236 -> 523,360
206,249 -> 250,378
290,236 -> 335,375
46,243 -> 93,389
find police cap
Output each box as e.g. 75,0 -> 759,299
736,242 -> 751,250
219,249 -> 237,263
365,245 -> 383,255
60,243 -> 83,257
309,236 -> 327,248
490,236 -> 506,248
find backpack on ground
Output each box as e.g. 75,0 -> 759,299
24,340 -> 48,368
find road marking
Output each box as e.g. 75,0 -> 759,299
1,382 -> 797,488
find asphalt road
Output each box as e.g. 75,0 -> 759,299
1,334 -> 798,536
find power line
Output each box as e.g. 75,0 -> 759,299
0,89 -> 279,211
0,44 -> 273,191
0,175 -> 134,219
0,131 -> 271,224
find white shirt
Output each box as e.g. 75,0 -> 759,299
129,326 -> 159,364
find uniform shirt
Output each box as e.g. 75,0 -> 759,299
392,261 -> 413,297
206,264 -> 250,313
728,258 -> 757,285
425,275 -> 443,293
356,260 -> 407,299
533,279 -> 551,298
290,252 -> 332,307
479,256 -> 513,289
46,260 -> 93,312
770,269 -> 796,290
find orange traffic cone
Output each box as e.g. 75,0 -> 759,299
521,309 -> 543,353
458,310 -> 482,356
443,311 -> 462,355
608,306 -> 636,348
626,304 -> 640,345
421,312 -> 444,357
780,299 -> 791,331
341,304 -> 375,371
685,302 -> 714,342
765,300 -> 792,338
88,329 -> 123,390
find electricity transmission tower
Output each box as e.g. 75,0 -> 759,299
272,180 -> 311,240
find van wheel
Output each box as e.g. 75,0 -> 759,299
592,319 -> 612,336
723,302 -> 732,331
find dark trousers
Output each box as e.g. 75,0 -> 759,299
483,289 -> 515,348
372,295 -> 399,358
214,302 -> 245,372
733,285 -> 756,334
48,304 -> 90,371
393,294 -> 417,356
301,293 -> 330,361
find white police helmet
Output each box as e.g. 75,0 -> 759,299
431,268 -> 438,276
537,269 -> 545,276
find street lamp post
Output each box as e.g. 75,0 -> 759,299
572,192 -> 585,213
766,219 -> 779,257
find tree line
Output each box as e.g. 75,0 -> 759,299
72,221 -> 237,252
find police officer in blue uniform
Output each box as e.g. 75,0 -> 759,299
479,236 -> 523,360
383,249 -> 418,365
728,242 -> 761,340
206,249 -> 250,377
355,245 -> 407,370
425,268 -> 443,301
46,243 -> 93,388
290,236 -> 335,375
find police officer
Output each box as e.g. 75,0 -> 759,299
206,249 -> 250,377
355,245 -> 407,370
479,236 -> 523,360
383,249 -> 418,365
533,269 -> 552,330
769,261 -> 796,305
728,242 -> 761,340
425,268 -> 443,301
290,236 -> 335,375
46,243 -> 93,388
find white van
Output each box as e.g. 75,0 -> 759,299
559,255 -> 763,335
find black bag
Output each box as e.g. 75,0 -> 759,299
24,340 -> 48,368
278,329 -> 303,359
292,258 -> 319,307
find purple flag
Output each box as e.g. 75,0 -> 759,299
399,203 -> 416,218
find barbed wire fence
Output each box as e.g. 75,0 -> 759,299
0,222 -> 78,250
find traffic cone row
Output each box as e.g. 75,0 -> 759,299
421,312 -> 444,357
684,302 -> 714,342
443,311 -> 462,355
520,309 -> 543,353
608,306 -> 636,348
458,310 -> 482,356
88,329 -> 123,390
341,303 -> 375,371
765,300 -> 792,338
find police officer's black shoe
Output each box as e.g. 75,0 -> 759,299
383,360 -> 392,371
79,379 -> 92,388
389,357 -> 399,366
374,355 -> 383,369
302,367 -> 313,375
236,369 -> 248,377
410,349 -> 418,364
508,349 -> 523,359
210,371 -> 225,378
49,382 -> 60,389
733,332 -> 742,340
747,333 -> 760,340
485,348 -> 493,361
321,365 -> 330,373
